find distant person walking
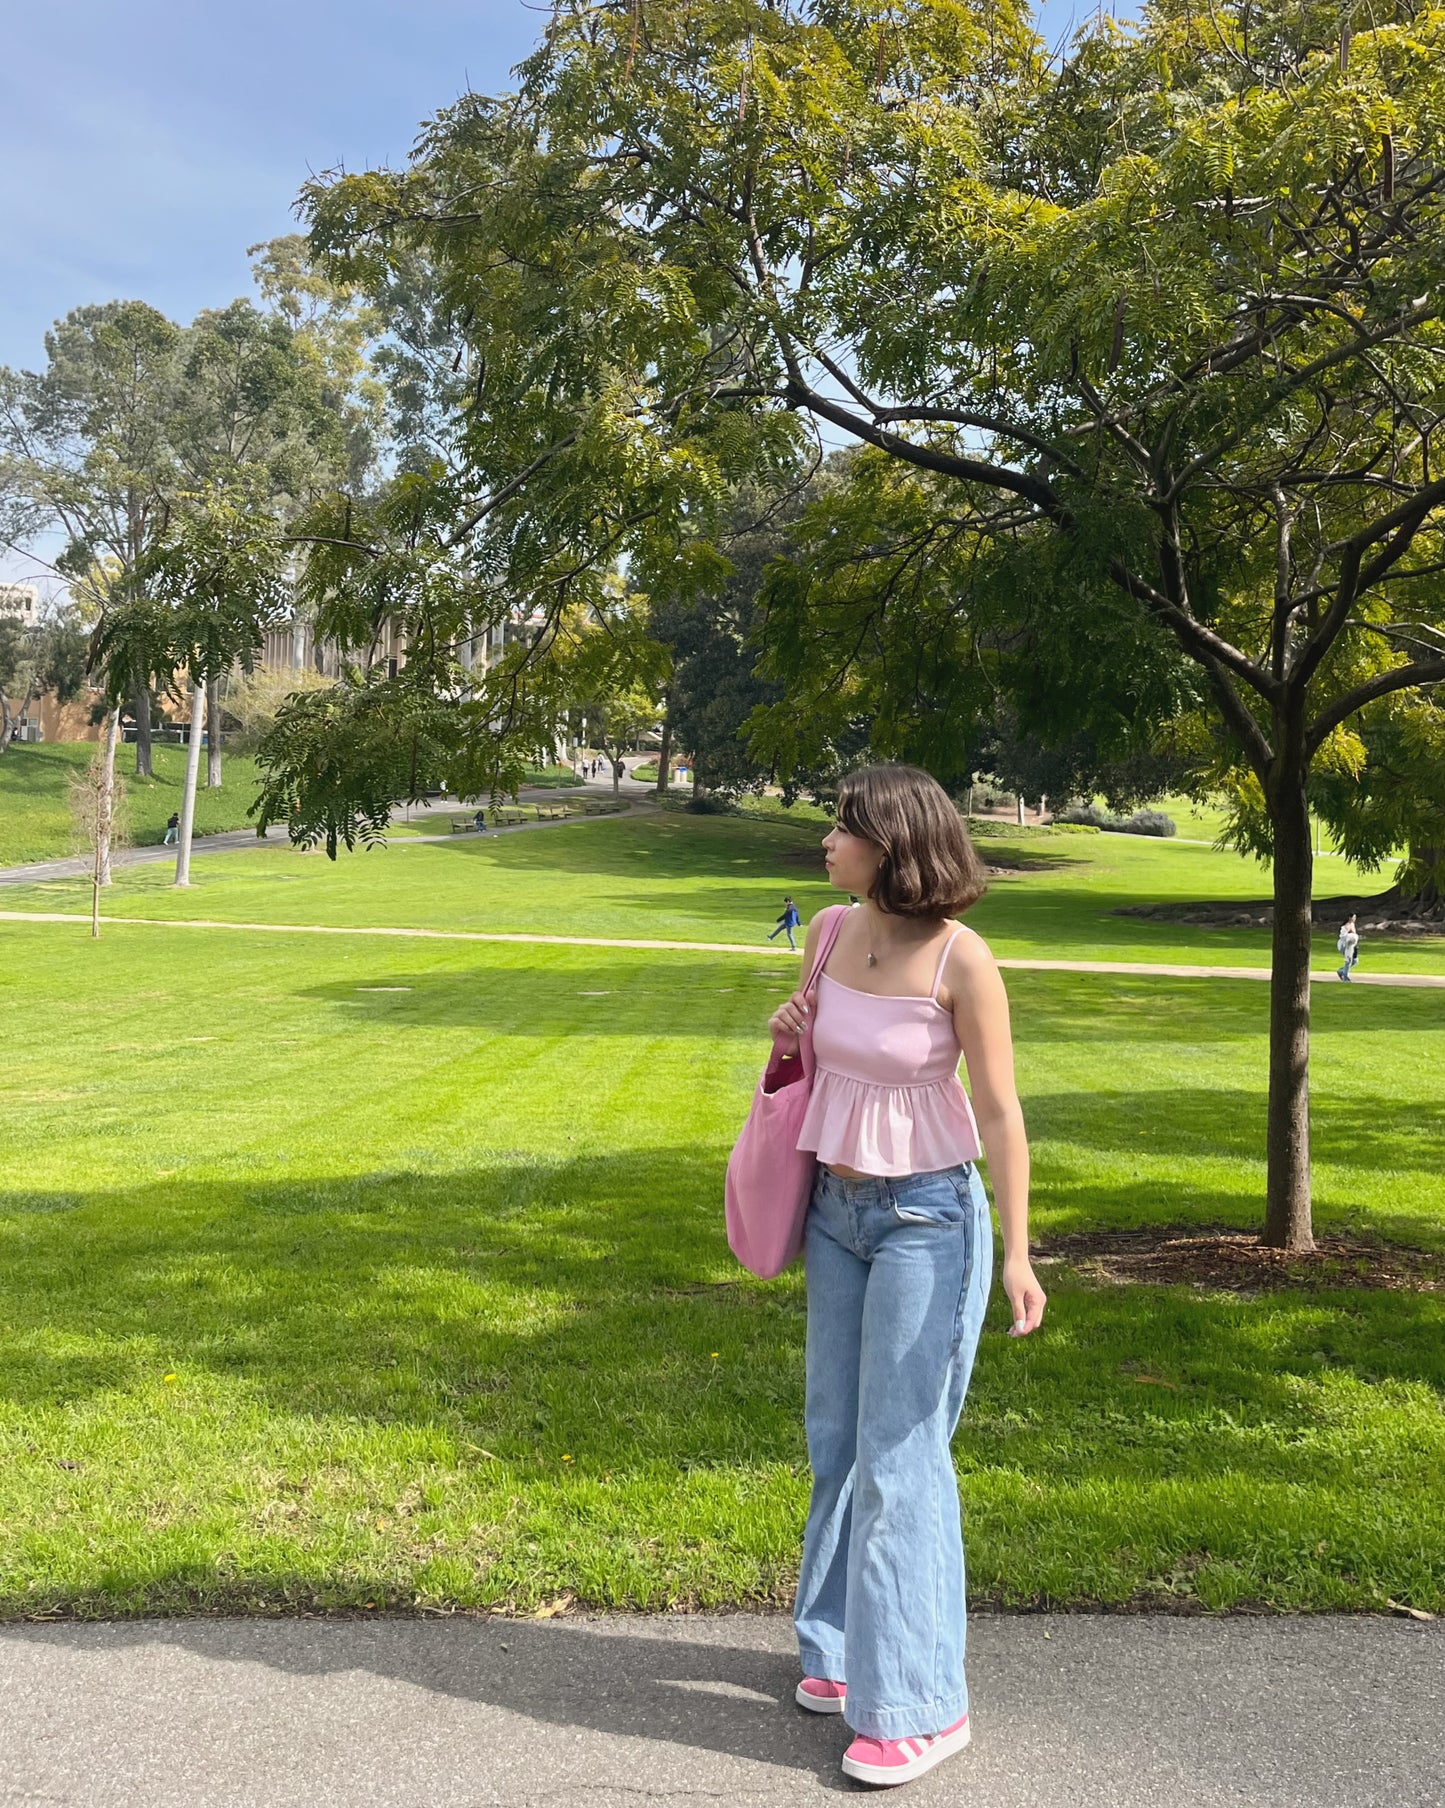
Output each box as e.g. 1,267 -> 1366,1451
163,811 -> 180,846
1337,913 -> 1360,981
768,896 -> 803,951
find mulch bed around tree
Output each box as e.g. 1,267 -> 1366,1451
1033,1228 -> 1445,1292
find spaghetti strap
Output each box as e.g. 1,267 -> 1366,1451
929,927 -> 966,999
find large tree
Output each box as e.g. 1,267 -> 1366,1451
0,301 -> 184,774
300,0 -> 1445,1248
0,249 -> 377,791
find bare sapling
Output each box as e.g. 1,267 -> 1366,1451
70,708 -> 128,939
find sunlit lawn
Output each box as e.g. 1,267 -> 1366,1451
1,806 -> 1442,1619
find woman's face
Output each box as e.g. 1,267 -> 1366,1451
823,818 -> 884,895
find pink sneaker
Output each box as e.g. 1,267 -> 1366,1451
841,1712 -> 971,1786
795,1676 -> 847,1714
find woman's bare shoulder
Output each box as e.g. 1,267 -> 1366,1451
937,921 -> 1001,1009
947,920 -> 996,966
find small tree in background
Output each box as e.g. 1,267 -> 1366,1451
116,486 -> 291,885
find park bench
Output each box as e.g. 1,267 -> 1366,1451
449,816 -> 480,834
493,806 -> 526,827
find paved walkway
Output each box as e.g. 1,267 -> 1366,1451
2,907 -> 1442,987
1,1612 -> 1439,1807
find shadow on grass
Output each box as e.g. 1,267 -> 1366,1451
1004,969 -> 1445,1044
297,955 -> 793,1039
1026,1087 -> 1445,1184
295,960 -> 1444,1066
426,810 -> 823,883
2,1149 -> 1441,1444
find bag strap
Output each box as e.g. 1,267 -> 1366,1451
802,904 -> 848,997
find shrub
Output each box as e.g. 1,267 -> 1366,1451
1124,809 -> 1177,838
1053,803 -> 1176,837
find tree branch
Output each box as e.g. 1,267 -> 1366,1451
1306,658 -> 1445,755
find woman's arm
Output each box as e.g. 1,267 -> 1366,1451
947,932 -> 1046,1337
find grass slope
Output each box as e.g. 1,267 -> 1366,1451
0,741 -> 264,865
0,745 -> 591,866
1,811 -> 1441,1618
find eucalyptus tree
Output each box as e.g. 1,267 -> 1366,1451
0,251 -> 378,800
0,301 -> 184,775
300,0 -> 1445,1249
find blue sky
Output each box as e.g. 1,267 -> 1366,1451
1,1 -> 1090,375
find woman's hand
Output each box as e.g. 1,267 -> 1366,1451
1002,1254 -> 1046,1337
768,988 -> 811,1054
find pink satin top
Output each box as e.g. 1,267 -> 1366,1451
796,927 -> 982,1178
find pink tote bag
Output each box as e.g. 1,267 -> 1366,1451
725,905 -> 848,1278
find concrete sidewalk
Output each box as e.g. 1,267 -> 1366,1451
1,1613 -> 1440,1807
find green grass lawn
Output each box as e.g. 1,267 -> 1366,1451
1,809 -> 1441,1619
4,803 -> 1441,975
0,741 -> 264,865
0,745 -> 591,867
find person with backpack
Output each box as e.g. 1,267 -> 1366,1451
1337,913 -> 1361,981
163,811 -> 180,846
768,896 -> 803,951
763,762 -> 1044,1788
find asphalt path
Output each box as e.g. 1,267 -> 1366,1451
1,1612 -> 1440,1807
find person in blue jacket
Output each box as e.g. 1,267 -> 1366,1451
769,896 -> 803,950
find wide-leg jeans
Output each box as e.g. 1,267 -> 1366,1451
793,1162 -> 993,1741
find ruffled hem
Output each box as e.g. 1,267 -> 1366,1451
796,1068 -> 981,1178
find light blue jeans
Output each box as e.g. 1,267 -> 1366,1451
794,1162 -> 993,1741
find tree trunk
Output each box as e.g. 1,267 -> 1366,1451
1402,843 -> 1444,916
133,685 -> 153,778
655,703 -> 672,797
612,750 -> 622,798
1,676 -> 40,754
97,706 -> 120,888
173,679 -> 205,888
1263,747 -> 1315,1251
206,675 -> 222,788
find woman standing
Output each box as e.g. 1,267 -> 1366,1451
767,764 -> 1045,1788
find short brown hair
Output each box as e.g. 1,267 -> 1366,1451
836,763 -> 987,919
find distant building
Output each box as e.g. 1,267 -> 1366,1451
0,582 -> 39,624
